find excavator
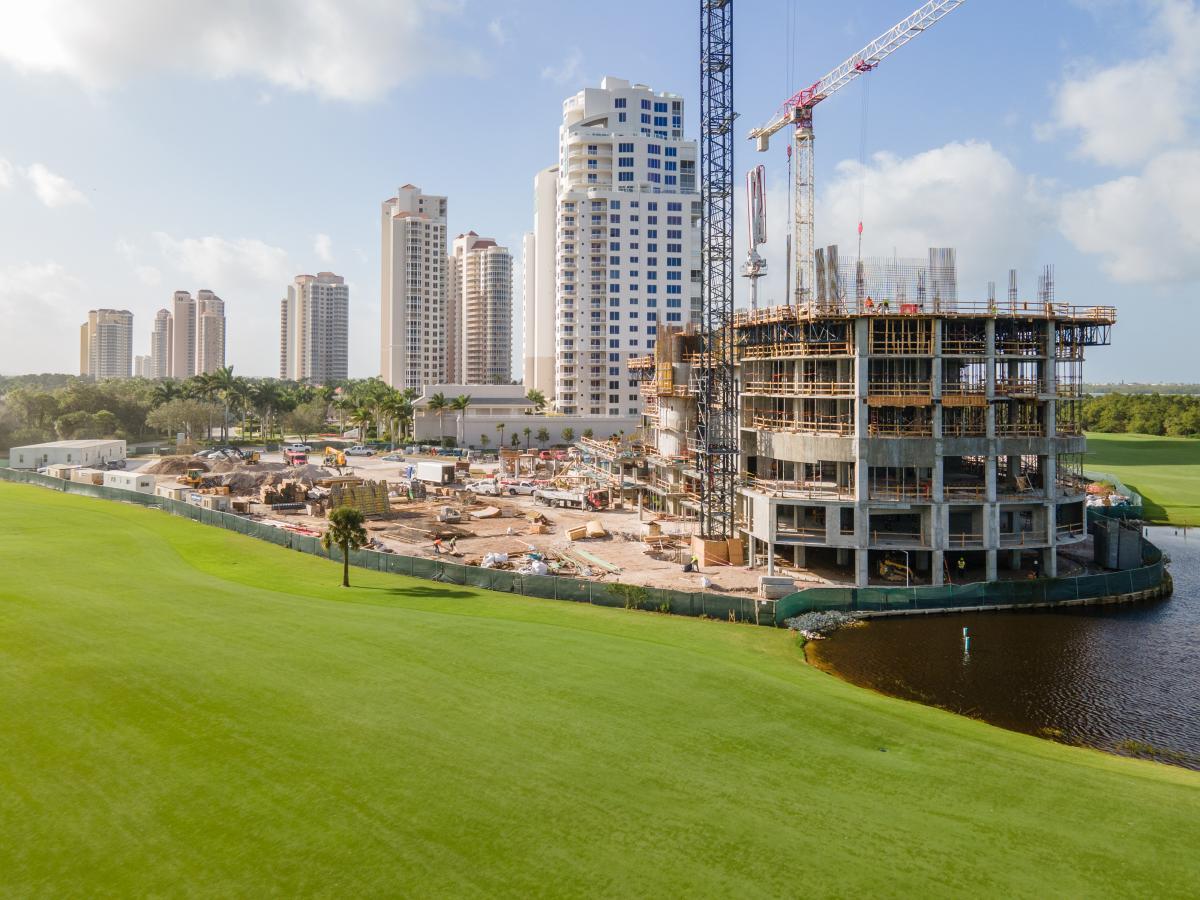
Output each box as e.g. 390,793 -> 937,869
323,446 -> 347,472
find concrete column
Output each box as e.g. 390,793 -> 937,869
1010,549 -> 1021,569
837,547 -> 851,566
932,549 -> 945,586
855,548 -> 870,588
794,545 -> 806,567
767,543 -> 775,576
1042,545 -> 1057,577
986,548 -> 998,581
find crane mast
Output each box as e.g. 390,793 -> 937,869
748,0 -> 966,307
697,0 -> 736,540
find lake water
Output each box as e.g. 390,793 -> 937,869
808,526 -> 1200,768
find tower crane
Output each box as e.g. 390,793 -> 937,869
748,0 -> 966,307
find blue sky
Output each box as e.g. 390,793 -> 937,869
0,0 -> 1196,382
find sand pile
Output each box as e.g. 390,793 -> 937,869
264,464 -> 331,487
143,456 -> 208,475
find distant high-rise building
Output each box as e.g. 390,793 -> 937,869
381,185 -> 448,389
535,76 -> 701,416
195,290 -> 226,374
169,290 -> 196,379
450,232 -> 513,385
80,309 -> 134,379
523,166 -> 558,399
280,272 -> 349,383
134,355 -> 151,378
150,308 -> 172,379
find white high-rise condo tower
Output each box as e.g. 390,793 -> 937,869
169,291 -> 196,380
280,272 -> 349,383
533,76 -> 701,416
80,309 -> 134,379
450,232 -> 513,385
380,185 -> 448,390
522,166 -> 558,400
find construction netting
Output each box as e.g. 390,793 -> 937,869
0,468 -> 768,625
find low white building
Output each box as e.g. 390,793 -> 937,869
412,384 -> 639,449
8,439 -> 126,470
103,471 -> 155,493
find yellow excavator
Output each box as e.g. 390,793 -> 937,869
323,446 -> 347,470
180,467 -> 205,488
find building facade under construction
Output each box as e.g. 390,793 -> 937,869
622,251 -> 1115,587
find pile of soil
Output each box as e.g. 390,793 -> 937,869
143,456 -> 208,475
264,464 -> 331,487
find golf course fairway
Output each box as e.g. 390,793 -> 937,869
1,481 -> 1198,897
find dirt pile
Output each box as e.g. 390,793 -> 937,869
143,456 -> 208,475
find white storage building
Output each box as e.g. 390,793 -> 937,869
102,471 -> 155,493
8,439 -> 126,470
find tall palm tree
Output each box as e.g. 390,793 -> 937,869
229,376 -> 254,442
496,421 -> 506,450
427,392 -> 449,444
209,365 -> 237,442
526,389 -> 546,413
522,426 -> 532,449
449,394 -> 472,447
151,379 -> 181,407
253,381 -> 284,445
321,506 -> 368,588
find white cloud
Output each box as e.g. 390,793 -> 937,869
314,233 -> 333,264
153,232 -> 292,288
1042,0 -> 1200,166
487,18 -> 508,46
0,157 -> 12,189
541,48 -> 583,85
1060,148 -> 1200,282
135,265 -> 162,286
0,0 -> 480,102
817,142 -> 1051,294
0,262 -> 85,373
24,162 -> 86,207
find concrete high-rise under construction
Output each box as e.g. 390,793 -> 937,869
625,252 -> 1115,588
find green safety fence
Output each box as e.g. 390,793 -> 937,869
0,467 -> 769,625
776,539 -> 1165,622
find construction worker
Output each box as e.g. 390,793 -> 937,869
433,536 -> 444,555
957,556 -> 967,576
447,535 -> 458,553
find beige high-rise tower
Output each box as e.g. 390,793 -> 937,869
150,308 -> 172,379
79,309 -> 134,379
169,291 -> 196,379
450,232 -> 512,385
380,185 -> 448,389
195,290 -> 226,375
280,272 -> 349,383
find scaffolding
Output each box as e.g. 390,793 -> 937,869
868,317 -> 933,355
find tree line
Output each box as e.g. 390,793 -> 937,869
1082,393 -> 1200,437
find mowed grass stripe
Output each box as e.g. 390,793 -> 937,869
1086,432 -> 1200,526
0,483 -> 1197,897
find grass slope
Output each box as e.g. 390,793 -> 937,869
1,483 -> 1198,897
1086,432 -> 1200,526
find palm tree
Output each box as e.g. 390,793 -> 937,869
479,433 -> 490,451
522,426 -> 532,449
536,427 -> 550,448
450,394 -> 472,446
209,365 -> 237,442
350,405 -> 374,442
496,421 -> 506,449
582,428 -> 594,440
253,381 -> 284,445
561,427 -> 575,444
526,389 -> 546,413
321,506 -> 368,588
428,392 -> 449,444
510,433 -> 520,449
151,379 -> 182,407
228,376 -> 254,442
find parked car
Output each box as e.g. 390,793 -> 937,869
285,443 -> 311,453
465,479 -> 502,496
501,479 -> 539,496
345,445 -> 375,456
381,453 -> 405,462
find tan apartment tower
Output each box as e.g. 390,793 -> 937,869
280,272 -> 349,382
79,309 -> 134,379
169,291 -> 196,379
150,308 -> 172,379
450,232 -> 513,384
380,185 -> 448,390
195,290 -> 226,375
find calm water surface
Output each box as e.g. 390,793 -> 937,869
810,526 -> 1200,767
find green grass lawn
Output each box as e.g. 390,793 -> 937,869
1086,432 -> 1200,526
1,484 -> 1198,896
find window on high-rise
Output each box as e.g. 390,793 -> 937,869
618,172 -> 633,182
641,99 -> 651,109
615,98 -> 627,108
641,114 -> 650,124
654,116 -> 667,127
647,144 -> 661,154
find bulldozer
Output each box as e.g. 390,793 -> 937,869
179,467 -> 205,488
